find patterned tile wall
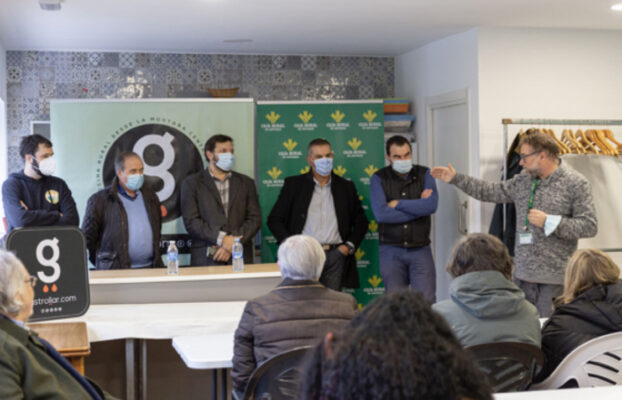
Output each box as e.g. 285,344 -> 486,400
5,51 -> 394,173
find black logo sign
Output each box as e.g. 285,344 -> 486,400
6,227 -> 90,322
102,124 -> 203,222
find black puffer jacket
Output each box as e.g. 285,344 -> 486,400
537,282 -> 622,381
231,278 -> 357,395
81,177 -> 163,269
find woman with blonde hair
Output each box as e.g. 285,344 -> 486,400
537,249 -> 622,381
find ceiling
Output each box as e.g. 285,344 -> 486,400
1,0 -> 622,56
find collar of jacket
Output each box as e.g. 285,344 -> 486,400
0,315 -> 45,349
107,176 -> 121,199
275,278 -> 324,289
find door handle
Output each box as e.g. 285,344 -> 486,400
458,200 -> 468,235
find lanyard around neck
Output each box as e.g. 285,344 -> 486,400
524,179 -> 541,229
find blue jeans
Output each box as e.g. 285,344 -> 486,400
379,244 -> 436,302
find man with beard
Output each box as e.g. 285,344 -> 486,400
2,134 -> 79,234
181,134 -> 261,266
431,131 -> 597,316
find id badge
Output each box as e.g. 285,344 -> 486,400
519,232 -> 533,245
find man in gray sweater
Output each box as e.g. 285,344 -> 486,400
431,131 -> 597,316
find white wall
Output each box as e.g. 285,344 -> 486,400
477,28 -> 622,229
0,38 -> 6,232
395,28 -> 481,228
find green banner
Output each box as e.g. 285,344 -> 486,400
256,101 -> 385,306
50,99 -> 255,264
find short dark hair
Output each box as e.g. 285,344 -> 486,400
204,134 -> 233,157
299,290 -> 493,400
115,151 -> 141,172
307,138 -> 331,155
385,135 -> 411,156
518,130 -> 560,158
446,233 -> 513,280
19,134 -> 52,159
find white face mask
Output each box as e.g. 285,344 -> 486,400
32,156 -> 56,176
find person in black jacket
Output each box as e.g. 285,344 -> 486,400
537,249 -> 622,382
81,152 -> 163,270
2,134 -> 79,234
267,138 -> 368,290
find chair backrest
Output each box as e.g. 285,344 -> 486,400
242,346 -> 311,400
466,342 -> 544,393
531,331 -> 622,390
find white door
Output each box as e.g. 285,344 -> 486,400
427,90 -> 470,301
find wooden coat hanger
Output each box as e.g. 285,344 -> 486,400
575,129 -> 600,154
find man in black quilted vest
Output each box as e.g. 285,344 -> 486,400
370,135 -> 438,301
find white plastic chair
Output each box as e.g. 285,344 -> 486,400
531,332 -> 622,390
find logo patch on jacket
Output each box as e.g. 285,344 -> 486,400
45,190 -> 60,204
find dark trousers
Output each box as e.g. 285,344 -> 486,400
320,248 -> 347,290
379,244 -> 436,302
514,277 -> 563,318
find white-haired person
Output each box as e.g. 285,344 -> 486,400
231,234 -> 357,398
0,251 -> 118,399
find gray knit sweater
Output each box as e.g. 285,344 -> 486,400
451,163 -> 597,284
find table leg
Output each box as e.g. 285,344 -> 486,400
221,368 -> 227,400
125,339 -> 136,400
140,339 -> 148,400
212,369 -> 218,400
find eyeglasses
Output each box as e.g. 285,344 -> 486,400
25,275 -> 37,288
519,151 -> 539,161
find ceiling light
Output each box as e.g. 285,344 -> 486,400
39,0 -> 61,11
611,3 -> 622,11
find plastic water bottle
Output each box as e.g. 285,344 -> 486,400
232,238 -> 244,272
167,240 -> 179,275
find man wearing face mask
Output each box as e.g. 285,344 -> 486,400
369,135 -> 438,300
268,138 -> 368,290
2,134 -> 79,234
369,135 -> 438,303
81,152 -> 163,269
181,134 -> 261,266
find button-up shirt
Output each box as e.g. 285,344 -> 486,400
302,178 -> 342,245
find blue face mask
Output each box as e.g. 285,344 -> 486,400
392,159 -> 412,174
126,174 -> 144,191
313,157 -> 333,177
216,152 -> 234,171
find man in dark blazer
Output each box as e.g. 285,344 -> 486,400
181,134 -> 261,266
268,138 -> 368,290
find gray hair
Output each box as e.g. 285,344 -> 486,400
0,251 -> 29,317
277,235 -> 326,281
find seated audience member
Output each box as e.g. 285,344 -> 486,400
231,234 -> 357,398
82,151 -> 163,269
299,290 -> 493,400
0,251 -> 117,399
432,233 -> 541,347
537,249 -> 622,381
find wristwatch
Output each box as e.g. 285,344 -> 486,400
345,241 -> 355,255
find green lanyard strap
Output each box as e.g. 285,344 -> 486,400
524,179 -> 540,229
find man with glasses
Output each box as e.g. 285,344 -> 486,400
431,131 -> 597,317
